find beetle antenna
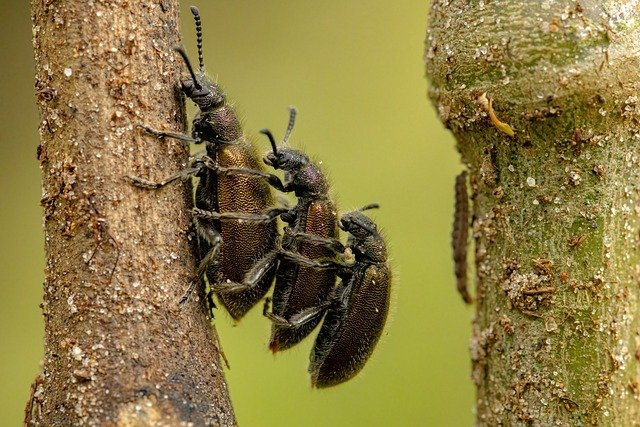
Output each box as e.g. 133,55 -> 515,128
359,203 -> 380,212
174,46 -> 202,91
190,6 -> 205,72
260,129 -> 279,156
282,106 -> 297,145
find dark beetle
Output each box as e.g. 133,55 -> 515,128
128,6 -> 281,320
309,204 -> 390,387
260,109 -> 341,352
211,107 -> 342,351
276,204 -> 391,387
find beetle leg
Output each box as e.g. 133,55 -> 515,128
201,159 -> 287,192
193,213 -> 222,248
138,124 -> 201,144
262,297 -> 292,326
243,251 -> 279,286
262,297 -> 283,323
192,206 -> 288,223
180,233 -> 221,306
263,297 -> 331,328
286,230 -> 345,253
209,250 -> 279,294
283,280 -> 348,329
194,235 -> 221,278
127,165 -> 203,189
279,249 -> 352,269
206,291 -> 217,316
127,156 -> 205,189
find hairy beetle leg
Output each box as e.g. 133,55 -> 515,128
180,234 -> 221,309
279,249 -> 351,269
201,161 -> 287,192
192,206 -> 288,223
286,231 -> 345,253
126,164 -> 203,190
209,251 -> 278,294
138,124 -> 201,144
263,297 -> 331,328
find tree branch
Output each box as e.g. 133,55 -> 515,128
29,1 -> 235,424
426,1 -> 640,424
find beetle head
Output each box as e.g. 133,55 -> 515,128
339,205 -> 379,239
261,106 -> 307,172
175,47 -> 226,111
175,7 -> 225,111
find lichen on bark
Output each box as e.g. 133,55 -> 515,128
426,1 -> 640,424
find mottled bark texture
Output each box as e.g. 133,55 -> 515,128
426,1 -> 640,425
29,1 -> 235,425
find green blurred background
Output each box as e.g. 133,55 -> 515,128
1,1 -> 473,425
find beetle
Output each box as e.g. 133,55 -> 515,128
209,107 -> 343,351
128,6 -> 282,320
260,109 -> 342,352
309,204 -> 390,387
273,204 -> 391,387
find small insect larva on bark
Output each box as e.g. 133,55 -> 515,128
452,171 -> 472,304
477,92 -> 515,137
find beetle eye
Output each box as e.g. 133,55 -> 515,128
281,154 -> 294,169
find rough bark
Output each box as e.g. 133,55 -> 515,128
28,0 -> 235,425
426,1 -> 640,425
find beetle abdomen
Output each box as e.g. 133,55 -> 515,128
309,264 -> 391,388
269,199 -> 339,352
211,141 -> 278,320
